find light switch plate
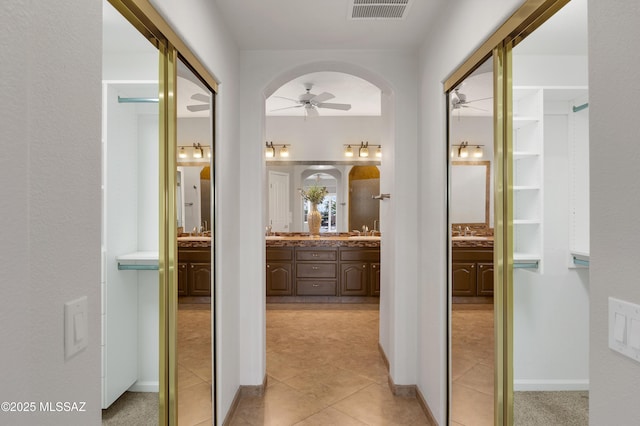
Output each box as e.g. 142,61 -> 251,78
609,297 -> 640,363
65,296 -> 88,359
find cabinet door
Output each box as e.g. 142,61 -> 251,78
340,262 -> 368,296
476,262 -> 494,296
177,262 -> 188,296
452,262 -> 476,297
370,263 -> 380,296
266,262 -> 293,296
189,262 -> 212,297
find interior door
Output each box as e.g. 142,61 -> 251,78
269,170 -> 290,232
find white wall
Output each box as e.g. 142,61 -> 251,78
588,0 -> 640,424
0,1 -> 102,425
239,50 -> 420,388
417,1 -> 525,422
149,0 -> 242,422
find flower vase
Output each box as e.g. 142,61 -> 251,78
307,203 -> 322,236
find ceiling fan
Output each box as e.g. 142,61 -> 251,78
450,88 -> 491,112
271,84 -> 352,117
187,93 -> 210,112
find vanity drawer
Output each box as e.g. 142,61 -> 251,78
296,248 -> 337,261
266,247 -> 293,261
296,263 -> 336,278
296,280 -> 337,296
339,248 -> 380,262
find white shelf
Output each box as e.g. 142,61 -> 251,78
514,219 -> 540,225
514,186 -> 540,190
514,151 -> 539,159
116,251 -> 159,270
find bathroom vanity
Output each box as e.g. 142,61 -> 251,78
178,236 -> 212,299
266,234 -> 380,302
452,236 -> 494,302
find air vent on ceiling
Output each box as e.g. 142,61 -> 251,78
349,0 -> 413,20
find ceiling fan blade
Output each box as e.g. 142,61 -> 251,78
270,105 -> 303,112
305,106 -> 319,117
272,95 -> 300,103
316,102 -> 351,111
187,104 -> 210,112
191,93 -> 210,103
310,92 -> 334,103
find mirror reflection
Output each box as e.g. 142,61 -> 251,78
266,162 -> 381,233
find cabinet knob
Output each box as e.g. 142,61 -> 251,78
267,264 -> 270,268
312,266 -> 319,270
312,253 -> 319,257
312,283 -> 320,287
362,264 -> 366,268
372,265 -> 376,269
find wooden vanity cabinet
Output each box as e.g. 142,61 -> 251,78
266,248 -> 293,296
452,247 -> 493,299
339,248 -> 381,297
178,248 -> 212,297
265,245 -> 380,299
296,248 -> 338,296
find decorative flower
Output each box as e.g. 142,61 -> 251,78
299,185 -> 328,205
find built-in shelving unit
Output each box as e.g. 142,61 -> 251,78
513,87 -> 543,269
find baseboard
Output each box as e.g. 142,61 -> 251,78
240,375 -> 268,397
387,376 -> 416,397
222,387 -> 241,426
128,381 -> 159,393
416,386 -> 439,426
514,379 -> 589,392
222,375 -> 268,426
379,344 -> 438,424
378,343 -> 389,370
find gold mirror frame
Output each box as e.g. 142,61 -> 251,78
444,1 -> 570,424
107,1 -> 218,425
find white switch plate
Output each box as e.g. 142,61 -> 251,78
65,296 -> 88,359
609,297 -> 640,363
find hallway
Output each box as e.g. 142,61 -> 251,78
228,304 -> 433,425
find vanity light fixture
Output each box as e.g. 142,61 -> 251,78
344,145 -> 354,157
264,141 -> 290,158
375,145 -> 382,158
179,146 -> 187,159
359,141 -> 369,158
193,142 -> 204,159
265,141 -> 276,158
451,141 -> 484,159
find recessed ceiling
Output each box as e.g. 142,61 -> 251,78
267,72 -> 381,117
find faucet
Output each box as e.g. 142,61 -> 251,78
202,220 -> 208,232
373,220 -> 379,232
456,225 -> 462,236
362,225 -> 369,236
265,225 -> 272,236
464,226 -> 470,236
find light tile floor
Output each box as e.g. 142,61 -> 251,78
450,304 -> 494,426
228,304 -> 434,425
178,305 -> 213,426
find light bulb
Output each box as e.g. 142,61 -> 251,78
344,145 -> 354,157
473,145 -> 483,158
179,147 -> 187,159
265,142 -> 275,158
359,142 -> 369,158
279,145 -> 289,158
376,145 -> 382,158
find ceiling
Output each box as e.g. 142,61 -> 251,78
104,0 -> 587,119
214,0 -> 446,50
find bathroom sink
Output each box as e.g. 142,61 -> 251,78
347,236 -> 381,241
265,235 -> 285,240
177,236 -> 211,242
452,236 -> 491,241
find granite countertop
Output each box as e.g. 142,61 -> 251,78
451,236 -> 494,248
266,233 -> 381,248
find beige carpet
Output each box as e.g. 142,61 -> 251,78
102,392 -> 158,426
515,391 -> 588,425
